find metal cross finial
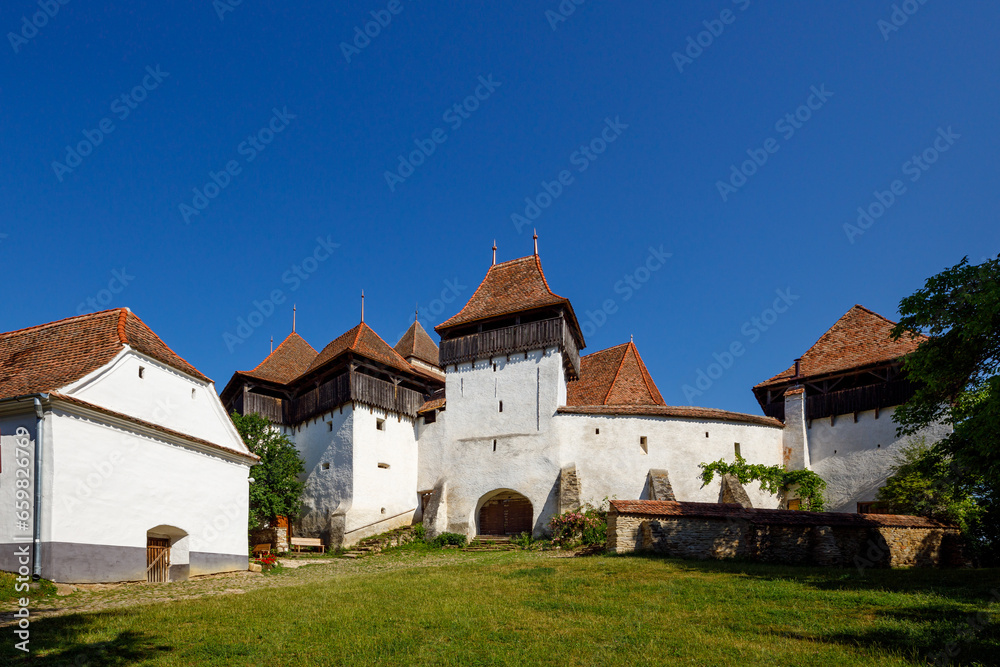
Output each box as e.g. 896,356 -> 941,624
361,290 -> 365,323
270,336 -> 274,354
415,303 -> 419,322
292,304 -> 296,332
533,229 -> 538,255
492,239 -> 497,266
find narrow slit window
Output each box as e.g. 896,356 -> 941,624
498,401 -> 503,413
734,443 -> 741,458
138,367 -> 145,379
640,436 -> 648,454
376,419 -> 386,431
595,428 -> 600,435
493,439 -> 497,452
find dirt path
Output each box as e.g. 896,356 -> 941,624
0,551 -> 481,626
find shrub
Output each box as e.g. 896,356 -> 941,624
413,523 -> 426,541
509,532 -> 534,549
548,504 -> 607,547
432,532 -> 467,548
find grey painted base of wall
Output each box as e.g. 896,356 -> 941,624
0,543 -> 248,583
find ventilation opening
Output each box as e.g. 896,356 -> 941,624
381,507 -> 386,514
493,439 -> 497,452
424,411 -> 436,424
595,428 -> 600,435
138,367 -> 145,379
378,462 -> 390,469
492,362 -> 497,372
705,431 -> 709,438
640,436 -> 648,454
191,388 -> 196,399
328,422 -> 333,432
322,462 -> 330,470
498,401 -> 503,413
734,443 -> 741,458
376,419 -> 386,431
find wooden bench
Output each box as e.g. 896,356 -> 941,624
290,537 -> 324,553
252,543 -> 272,557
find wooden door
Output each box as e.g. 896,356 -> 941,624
478,496 -> 533,535
146,537 -> 170,583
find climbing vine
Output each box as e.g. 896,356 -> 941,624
698,455 -> 827,511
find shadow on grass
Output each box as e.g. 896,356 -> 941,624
614,553 -> 1000,665
0,611 -> 172,665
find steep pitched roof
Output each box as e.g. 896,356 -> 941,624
394,320 -> 440,367
241,332 -> 318,385
566,342 -> 665,406
0,308 -> 209,398
755,305 -> 926,389
436,255 -> 581,339
306,322 -> 415,375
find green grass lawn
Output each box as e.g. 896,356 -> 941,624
3,550 -> 998,666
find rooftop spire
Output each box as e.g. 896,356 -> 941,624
361,290 -> 365,323
292,304 -> 296,332
270,335 -> 274,354
415,303 -> 419,323
533,229 -> 538,256
492,239 -> 497,266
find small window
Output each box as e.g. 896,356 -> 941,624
322,462 -> 330,470
493,439 -> 497,452
380,507 -> 386,514
640,436 -> 648,454
705,431 -> 709,438
595,428 -> 600,435
378,462 -> 390,469
191,388 -> 196,399
498,401 -> 503,413
492,362 -> 497,372
376,419 -> 386,431
734,443 -> 741,458
328,422 -> 333,432
138,367 -> 145,379
424,411 -> 436,424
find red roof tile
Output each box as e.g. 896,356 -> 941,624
558,405 -> 782,427
608,500 -> 954,529
50,392 -> 258,463
0,308 -> 209,398
417,397 -> 446,414
242,332 -> 318,385
755,305 -> 925,389
567,342 -> 665,407
394,320 -> 440,367
436,255 -> 584,345
307,322 -> 415,375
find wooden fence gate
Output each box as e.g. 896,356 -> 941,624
146,537 -> 171,583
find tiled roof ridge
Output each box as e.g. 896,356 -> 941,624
531,253 -> 564,300
360,322 -> 414,369
248,331 -> 316,374
629,341 -> 661,405
117,308 -> 129,345
0,308 -> 123,340
603,344 -> 631,404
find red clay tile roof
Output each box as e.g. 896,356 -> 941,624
567,342 -> 665,407
242,332 -> 318,384
49,392 -> 258,463
608,500 -> 954,529
0,308 -> 209,398
394,320 -> 440,367
755,305 -> 926,389
435,255 -> 584,345
558,405 -> 783,427
306,322 -> 415,375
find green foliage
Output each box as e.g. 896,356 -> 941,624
548,503 -> 607,547
890,254 -> 1000,561
231,411 -> 306,531
877,440 -> 987,543
0,571 -> 56,604
412,523 -> 426,541
431,532 -> 467,547
699,455 -> 827,511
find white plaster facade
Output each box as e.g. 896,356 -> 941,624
0,311 -> 256,583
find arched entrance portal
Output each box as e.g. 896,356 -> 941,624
477,490 -> 533,536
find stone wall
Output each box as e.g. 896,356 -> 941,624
608,500 -> 966,568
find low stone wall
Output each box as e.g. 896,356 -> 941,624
608,500 -> 967,568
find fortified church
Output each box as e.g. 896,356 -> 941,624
222,243 -> 946,547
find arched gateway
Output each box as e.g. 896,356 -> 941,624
477,490 -> 533,536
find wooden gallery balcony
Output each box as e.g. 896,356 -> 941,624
439,317 -> 581,379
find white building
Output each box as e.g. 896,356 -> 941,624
223,250 -> 943,546
0,309 -> 257,583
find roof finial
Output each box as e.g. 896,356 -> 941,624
270,335 -> 274,353
630,333 -> 633,344
492,239 -> 497,266
533,229 -> 538,256
361,290 -> 365,323
292,304 -> 296,333
415,303 -> 419,323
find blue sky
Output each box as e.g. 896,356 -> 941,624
3,1 -> 998,415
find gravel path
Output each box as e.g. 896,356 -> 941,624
0,551 -> 482,626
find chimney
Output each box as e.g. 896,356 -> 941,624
793,358 -> 802,379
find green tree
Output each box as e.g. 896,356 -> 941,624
698,455 -> 827,511
890,254 -> 1000,560
232,411 -> 306,531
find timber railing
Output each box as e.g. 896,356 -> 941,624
439,317 -> 581,378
